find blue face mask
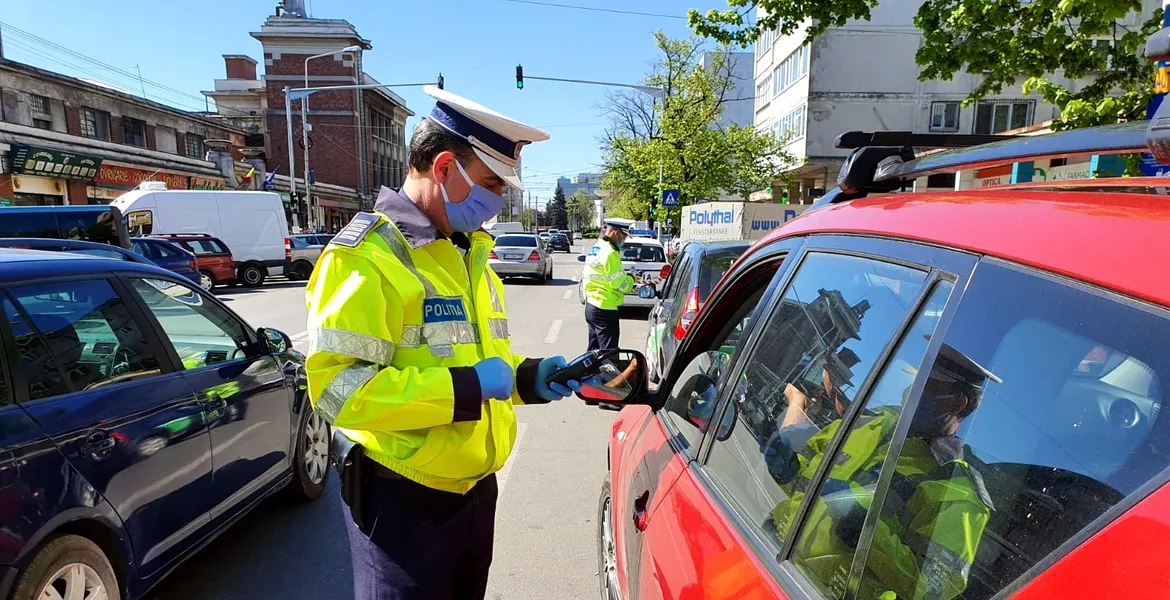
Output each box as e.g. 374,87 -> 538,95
441,160 -> 504,232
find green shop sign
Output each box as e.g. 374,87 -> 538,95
10,144 -> 103,181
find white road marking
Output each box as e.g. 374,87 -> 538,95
562,289 -> 573,300
496,422 -> 527,495
292,331 -> 309,342
544,319 -> 563,344
571,276 -> 579,282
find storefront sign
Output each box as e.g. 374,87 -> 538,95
12,175 -> 66,196
319,198 -> 361,209
190,177 -> 226,190
87,187 -> 127,202
95,164 -> 187,190
10,144 -> 102,180
0,198 -> 12,206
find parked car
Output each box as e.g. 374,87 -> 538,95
286,234 -> 332,280
488,234 -> 553,283
546,232 -> 571,253
0,238 -> 152,265
574,232 -> 583,240
0,205 -> 131,248
577,237 -> 667,308
0,249 -> 329,600
644,240 -> 749,383
129,237 -> 201,285
151,233 -> 237,291
588,124 -> 1170,600
112,187 -> 290,287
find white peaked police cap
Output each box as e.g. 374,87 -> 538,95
423,85 -> 550,191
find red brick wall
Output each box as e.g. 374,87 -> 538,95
264,51 -> 362,191
225,57 -> 257,80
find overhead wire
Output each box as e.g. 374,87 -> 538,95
0,21 -> 257,118
497,0 -> 686,20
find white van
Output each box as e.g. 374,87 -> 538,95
112,185 -> 289,286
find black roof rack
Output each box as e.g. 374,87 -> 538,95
834,131 -> 1020,150
812,121 -> 1151,211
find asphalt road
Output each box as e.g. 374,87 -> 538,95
145,244 -> 650,600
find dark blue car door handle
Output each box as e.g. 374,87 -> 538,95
80,433 -> 116,460
203,394 -> 227,418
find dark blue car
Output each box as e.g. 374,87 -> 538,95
0,238 -> 200,287
0,250 -> 329,600
129,237 -> 201,285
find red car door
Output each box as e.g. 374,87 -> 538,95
619,239 -> 802,600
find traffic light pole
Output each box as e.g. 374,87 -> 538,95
520,74 -> 664,97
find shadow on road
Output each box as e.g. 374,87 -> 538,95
215,279 -> 308,296
502,277 -> 577,287
145,482 -> 352,599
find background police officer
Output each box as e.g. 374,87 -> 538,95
582,220 -> 635,352
304,87 -> 582,600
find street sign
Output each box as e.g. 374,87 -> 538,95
666,218 -> 673,226
661,189 -> 679,207
1142,93 -> 1170,176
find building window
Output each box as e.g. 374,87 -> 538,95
185,134 -> 205,158
755,79 -> 771,112
123,117 -> 147,147
370,110 -> 404,190
29,94 -> 53,131
974,100 -> 1034,134
929,101 -> 961,132
80,107 -> 111,140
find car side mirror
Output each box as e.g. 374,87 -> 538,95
259,327 -> 292,354
577,349 -> 651,405
678,373 -> 737,441
577,255 -> 586,263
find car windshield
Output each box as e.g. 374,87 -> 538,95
495,235 -> 538,247
621,243 -> 666,263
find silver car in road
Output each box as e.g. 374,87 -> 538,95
488,234 -> 554,284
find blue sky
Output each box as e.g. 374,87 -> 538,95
1,0 -> 739,205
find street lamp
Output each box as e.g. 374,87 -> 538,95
301,45 -> 362,230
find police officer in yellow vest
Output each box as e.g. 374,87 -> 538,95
304,87 -> 583,600
582,221 -> 635,351
759,344 -> 998,600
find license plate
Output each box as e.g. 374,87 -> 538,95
504,253 -> 523,260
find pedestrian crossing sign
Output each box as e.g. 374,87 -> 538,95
661,189 -> 679,207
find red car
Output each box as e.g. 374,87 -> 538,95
587,124 -> 1170,600
152,233 -> 237,291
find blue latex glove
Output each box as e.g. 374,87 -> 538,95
534,356 -> 583,401
759,430 -> 800,485
473,357 -> 514,401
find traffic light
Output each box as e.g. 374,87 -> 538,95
516,65 -> 524,89
437,73 -> 444,90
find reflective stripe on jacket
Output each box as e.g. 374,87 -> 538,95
583,237 -> 634,310
304,211 -> 542,495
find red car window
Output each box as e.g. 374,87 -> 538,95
703,252 -> 929,556
847,262 -> 1170,600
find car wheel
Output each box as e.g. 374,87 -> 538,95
597,474 -> 621,600
239,264 -> 266,288
290,261 -> 313,280
198,270 -> 216,291
284,406 -> 330,501
12,534 -> 120,600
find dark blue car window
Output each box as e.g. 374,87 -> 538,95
129,278 -> 251,369
4,280 -> 159,401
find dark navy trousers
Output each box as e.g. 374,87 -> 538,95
344,467 -> 498,600
585,304 -> 620,352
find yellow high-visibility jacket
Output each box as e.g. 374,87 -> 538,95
304,209 -> 545,494
583,237 -> 634,310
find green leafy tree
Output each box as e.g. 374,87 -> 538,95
567,189 -> 596,229
689,1 -> 1162,131
546,185 -> 570,230
600,31 -> 797,225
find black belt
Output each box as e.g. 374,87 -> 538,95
364,456 -> 406,480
